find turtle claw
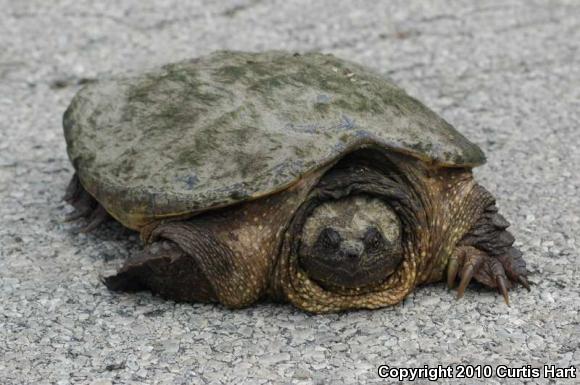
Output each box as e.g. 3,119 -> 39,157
496,274 -> 510,306
79,205 -> 109,233
64,173 -> 109,232
456,265 -> 473,299
488,257 -> 511,305
518,276 -> 531,291
447,253 -> 460,289
64,208 -> 92,222
454,249 -> 485,299
447,246 -> 528,304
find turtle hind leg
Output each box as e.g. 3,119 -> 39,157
103,240 -> 218,303
64,173 -> 110,232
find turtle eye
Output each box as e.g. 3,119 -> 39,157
363,227 -> 385,252
317,228 -> 341,249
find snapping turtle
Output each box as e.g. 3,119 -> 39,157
63,50 -> 529,313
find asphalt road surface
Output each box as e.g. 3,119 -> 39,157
1,1 -> 579,384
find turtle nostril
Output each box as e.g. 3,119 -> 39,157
340,240 -> 364,261
341,241 -> 364,260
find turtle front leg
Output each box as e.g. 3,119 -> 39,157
445,199 -> 530,304
447,245 -> 529,305
64,173 -> 110,232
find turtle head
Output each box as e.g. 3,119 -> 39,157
298,195 -> 403,289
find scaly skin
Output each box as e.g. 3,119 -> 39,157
270,151 -> 528,312
66,149 -> 529,313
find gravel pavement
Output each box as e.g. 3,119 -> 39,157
1,1 -> 579,384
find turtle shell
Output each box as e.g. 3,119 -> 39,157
64,50 -> 485,229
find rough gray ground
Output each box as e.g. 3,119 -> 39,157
1,0 -> 579,384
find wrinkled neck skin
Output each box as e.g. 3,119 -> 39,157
272,150 -> 495,313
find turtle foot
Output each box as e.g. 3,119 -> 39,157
63,173 -> 110,232
447,245 -> 530,305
